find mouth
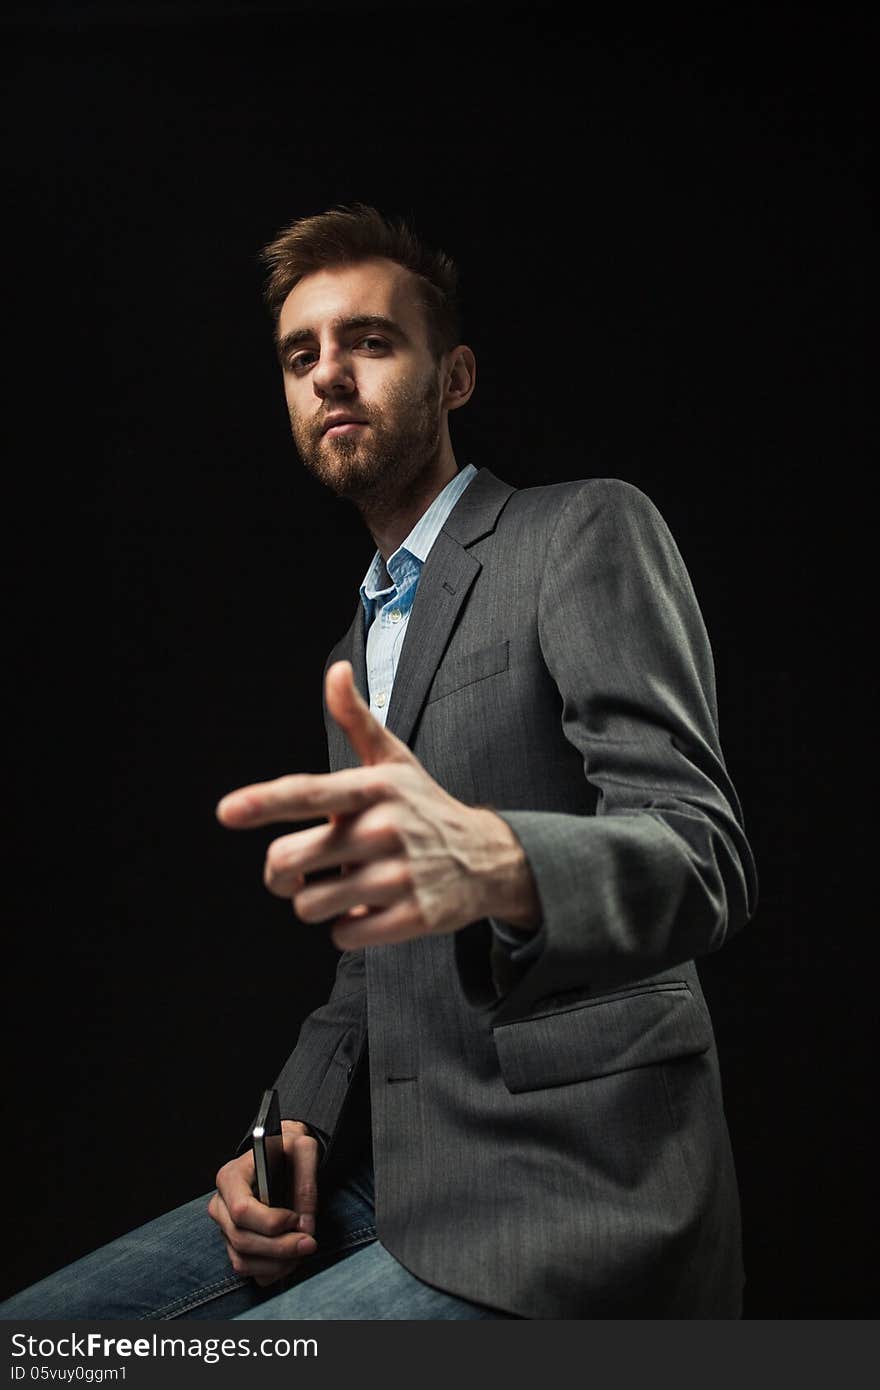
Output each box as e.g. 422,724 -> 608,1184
321,416 -> 369,437
324,422 -> 367,438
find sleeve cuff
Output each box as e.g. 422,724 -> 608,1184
488,915 -> 546,996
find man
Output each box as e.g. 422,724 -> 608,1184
2,205 -> 757,1321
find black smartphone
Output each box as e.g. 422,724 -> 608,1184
251,1088 -> 291,1209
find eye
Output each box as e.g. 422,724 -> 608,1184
357,336 -> 389,352
288,350 -> 316,374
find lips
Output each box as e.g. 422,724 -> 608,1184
321,415 -> 368,435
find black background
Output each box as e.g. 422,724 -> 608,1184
2,2 -> 873,1316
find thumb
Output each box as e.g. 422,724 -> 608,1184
325,660 -> 411,767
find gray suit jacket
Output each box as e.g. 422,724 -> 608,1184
268,468 -> 758,1318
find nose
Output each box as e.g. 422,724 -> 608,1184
311,345 -> 355,400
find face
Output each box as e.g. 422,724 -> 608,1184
276,258 -> 446,511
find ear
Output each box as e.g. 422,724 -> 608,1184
442,345 -> 477,413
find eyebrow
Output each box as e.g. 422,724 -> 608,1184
275,314 -> 409,363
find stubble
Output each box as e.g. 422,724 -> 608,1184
290,372 -> 443,524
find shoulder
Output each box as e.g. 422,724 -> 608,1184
487,474 -> 690,600
498,475 -> 667,540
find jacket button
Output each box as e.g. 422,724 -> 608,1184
346,1064 -> 354,1081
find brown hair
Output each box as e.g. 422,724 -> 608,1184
260,203 -> 461,360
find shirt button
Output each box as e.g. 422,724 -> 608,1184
376,691 -> 387,707
389,608 -> 402,623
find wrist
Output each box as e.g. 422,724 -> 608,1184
470,808 -> 541,931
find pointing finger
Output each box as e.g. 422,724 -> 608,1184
216,766 -> 387,828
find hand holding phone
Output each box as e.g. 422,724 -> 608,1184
208,1105 -> 318,1286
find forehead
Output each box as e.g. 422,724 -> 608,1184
278,258 -> 427,342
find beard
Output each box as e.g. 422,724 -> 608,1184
289,371 -> 443,519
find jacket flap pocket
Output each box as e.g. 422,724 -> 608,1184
426,638 -> 509,704
493,984 -> 711,1093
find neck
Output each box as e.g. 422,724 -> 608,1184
364,452 -> 460,561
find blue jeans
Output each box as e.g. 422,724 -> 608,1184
1,1153 -> 510,1321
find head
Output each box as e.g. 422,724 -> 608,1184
261,205 -> 475,516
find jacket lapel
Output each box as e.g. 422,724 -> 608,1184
325,467 -> 516,766
383,533 -> 481,747
387,468 -> 516,747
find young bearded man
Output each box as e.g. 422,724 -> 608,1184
2,205 -> 757,1321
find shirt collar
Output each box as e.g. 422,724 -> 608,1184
359,463 -> 477,615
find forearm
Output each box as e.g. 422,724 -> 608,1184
456,480 -> 758,1017
273,949 -> 367,1138
237,947 -> 366,1156
507,800 -> 750,974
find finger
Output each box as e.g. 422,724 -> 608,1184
294,859 -> 410,923
215,1159 -> 297,1238
211,1185 -> 298,1247
325,660 -> 413,768
213,1149 -> 258,1212
220,1211 -> 315,1263
216,766 -> 386,829
265,816 -> 401,898
331,897 -> 426,951
288,1132 -> 320,1237
224,1239 -> 312,1283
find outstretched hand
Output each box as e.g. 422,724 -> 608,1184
216,660 -> 539,949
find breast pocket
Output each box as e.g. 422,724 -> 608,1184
425,638 -> 510,705
492,982 -> 711,1093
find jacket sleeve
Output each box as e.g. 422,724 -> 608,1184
236,946 -> 367,1161
456,478 -> 758,1022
